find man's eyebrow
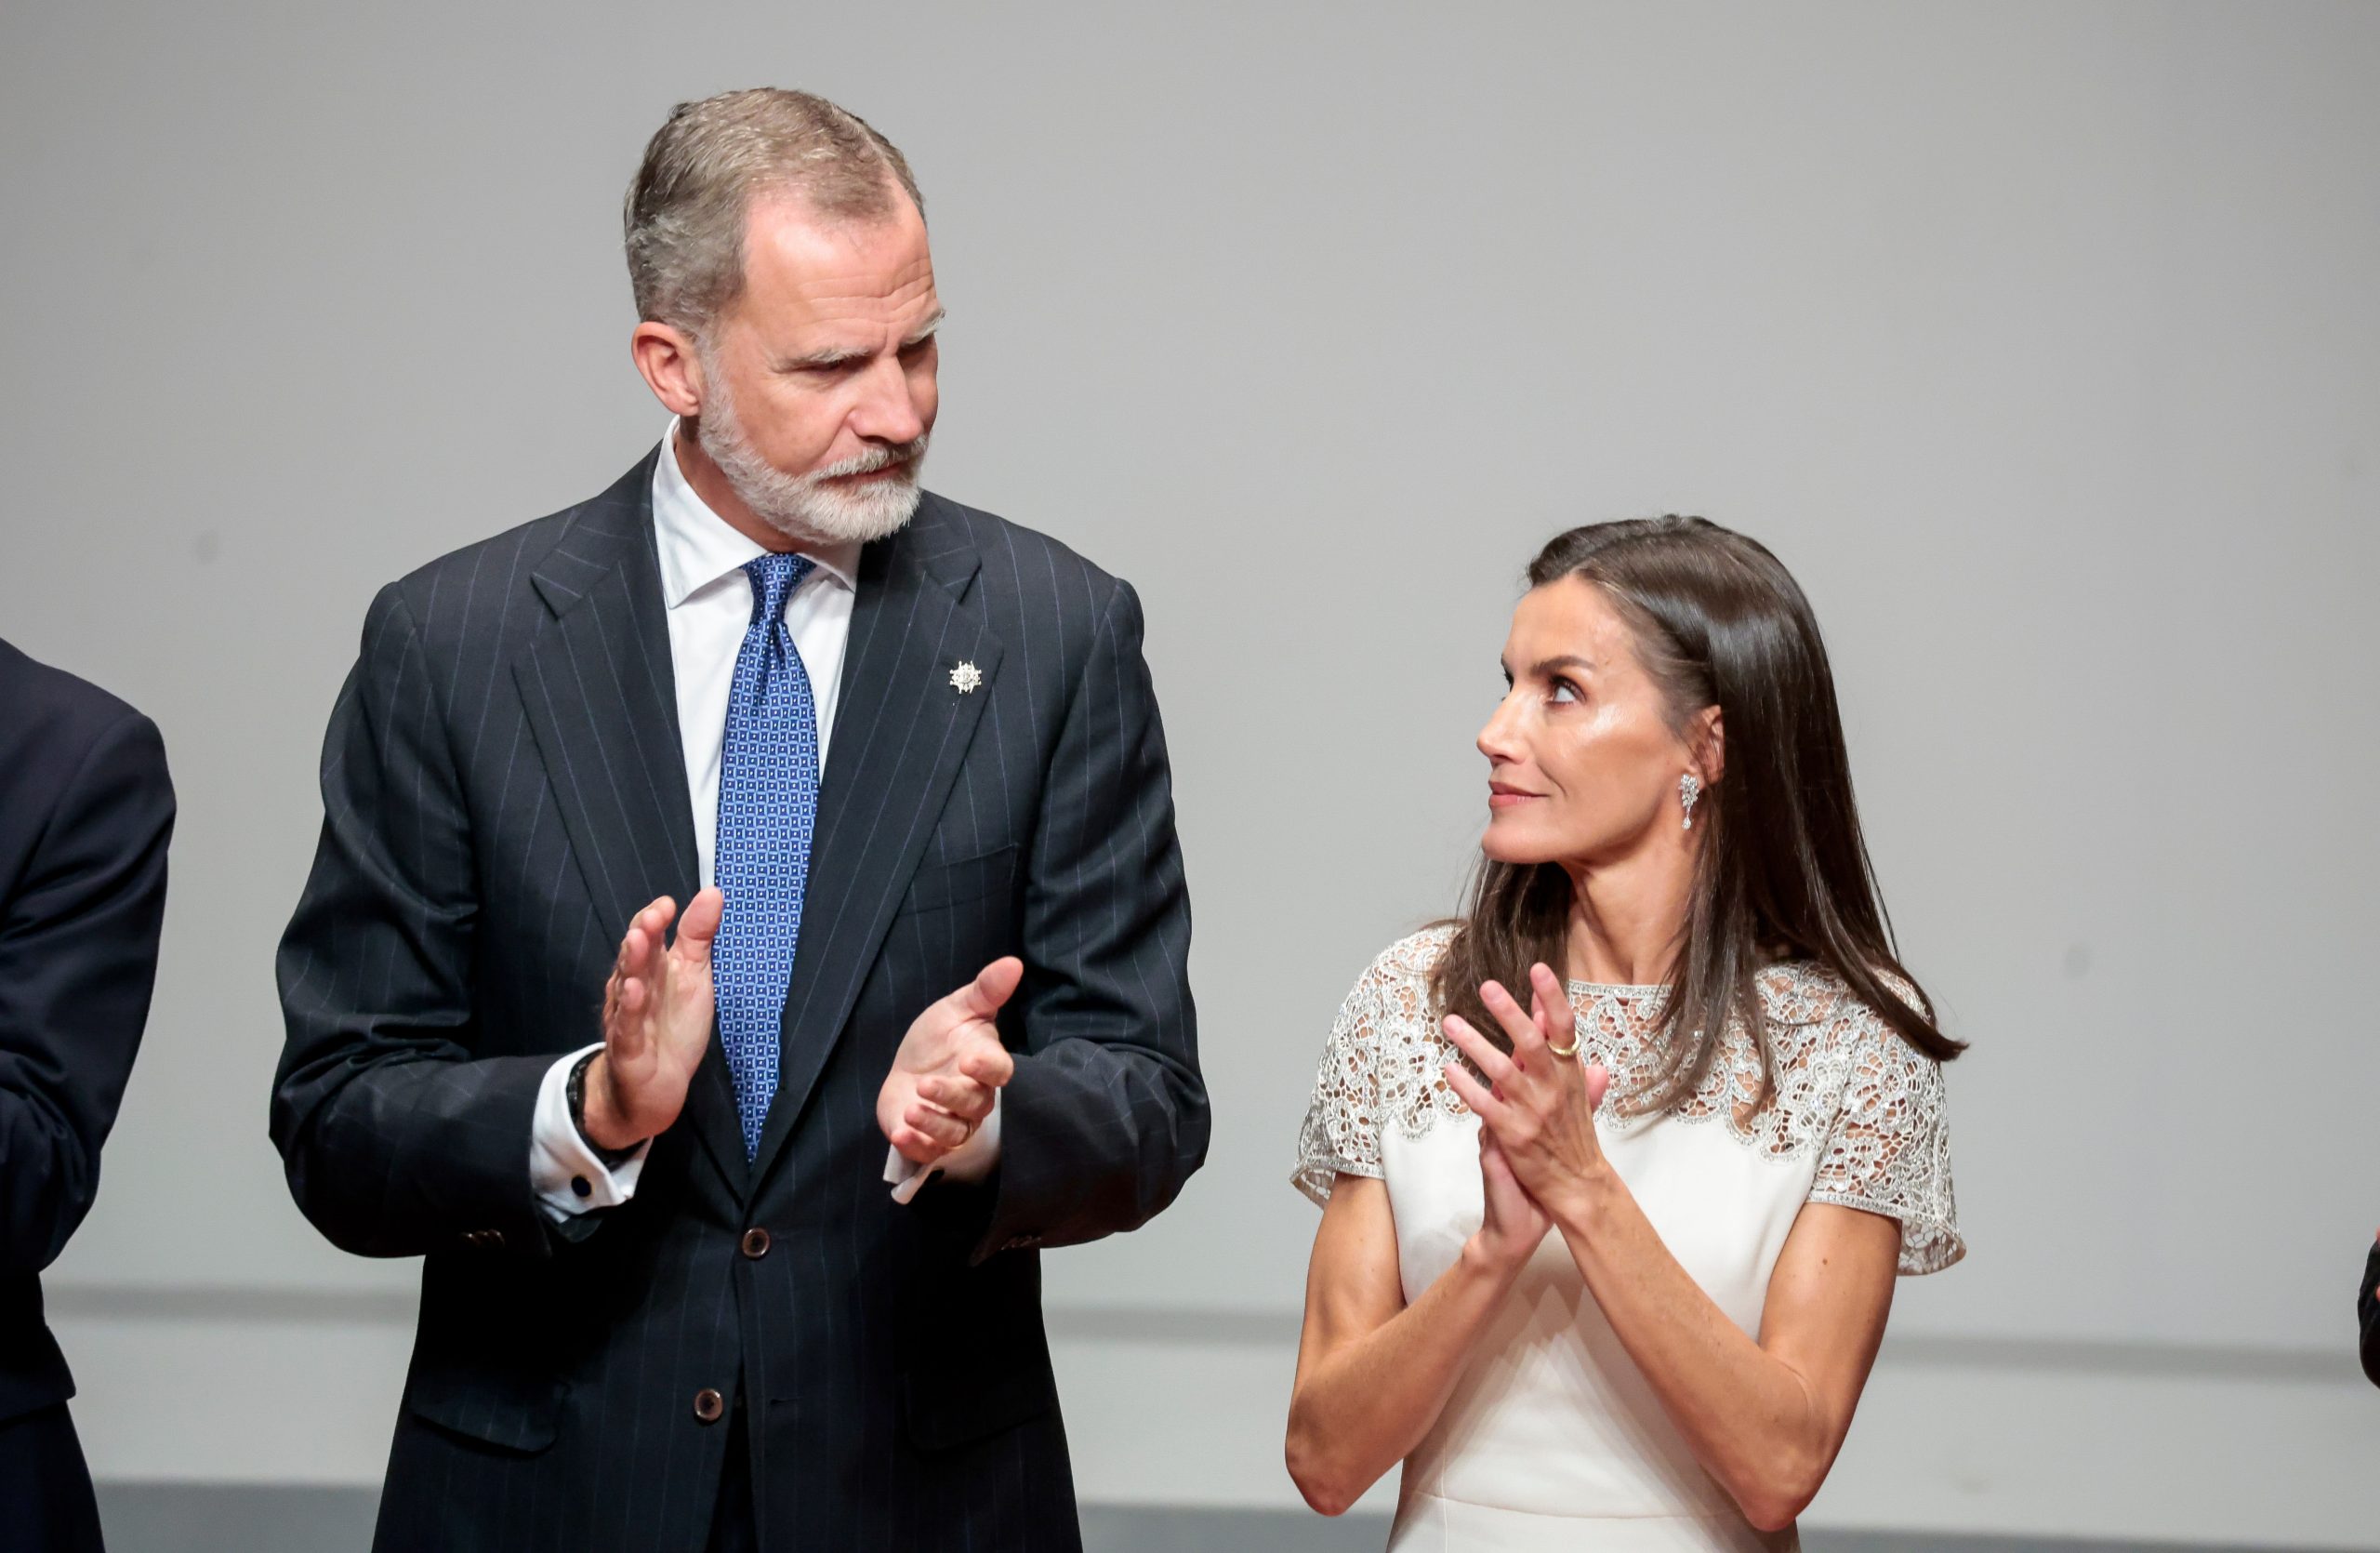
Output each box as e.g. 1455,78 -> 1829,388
902,308 -> 946,347
781,344 -> 871,369
779,311 -> 945,369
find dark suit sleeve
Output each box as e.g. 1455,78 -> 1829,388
271,587 -> 553,1259
969,577 -> 1207,1257
2360,1241 -> 2380,1388
0,710 -> 173,1277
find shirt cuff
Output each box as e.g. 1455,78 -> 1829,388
530,1044 -> 651,1222
882,1090 -> 1003,1205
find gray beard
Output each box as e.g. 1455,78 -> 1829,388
694,371 -> 927,548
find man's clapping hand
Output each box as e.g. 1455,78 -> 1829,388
878,957 -> 1023,1167
581,889 -> 724,1152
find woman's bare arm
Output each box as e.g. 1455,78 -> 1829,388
1285,1135 -> 1542,1517
1554,1192 -> 1898,1529
1441,968 -> 1903,1530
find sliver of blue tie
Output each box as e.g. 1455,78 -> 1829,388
714,551 -> 820,1157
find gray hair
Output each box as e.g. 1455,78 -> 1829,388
623,87 -> 924,334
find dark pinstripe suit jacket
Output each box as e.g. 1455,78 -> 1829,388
271,450 -> 1206,1553
0,639 -> 173,1545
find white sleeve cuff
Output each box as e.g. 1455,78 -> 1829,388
883,1090 -> 1003,1205
530,1044 -> 651,1222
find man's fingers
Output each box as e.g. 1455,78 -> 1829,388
673,886 -> 724,958
955,956 -> 1025,1021
612,976 -> 650,1053
889,1124 -> 944,1164
917,1074 -> 995,1122
903,1103 -> 972,1149
955,1038 -> 1015,1090
619,897 -> 677,976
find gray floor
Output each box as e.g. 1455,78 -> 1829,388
89,1485 -> 2355,1553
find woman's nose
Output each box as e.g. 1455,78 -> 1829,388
1477,693 -> 1525,763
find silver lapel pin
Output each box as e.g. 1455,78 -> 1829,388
948,660 -> 984,695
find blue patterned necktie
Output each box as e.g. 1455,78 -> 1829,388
713,551 -> 820,1157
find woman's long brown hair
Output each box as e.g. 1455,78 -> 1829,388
1430,517 -> 1962,1115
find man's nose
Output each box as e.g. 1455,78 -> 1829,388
850,355 -> 926,446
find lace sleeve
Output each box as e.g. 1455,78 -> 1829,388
1290,954 -> 1393,1206
1806,1013 -> 1964,1275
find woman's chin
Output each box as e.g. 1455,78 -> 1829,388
1479,825 -> 1556,867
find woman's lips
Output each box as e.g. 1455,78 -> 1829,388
1488,784 -> 1540,809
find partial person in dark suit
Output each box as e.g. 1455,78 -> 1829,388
0,639 -> 175,1552
2360,1235 -> 2380,1387
271,88 -> 1205,1553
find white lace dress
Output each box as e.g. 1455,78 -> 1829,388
1293,927 -> 1962,1552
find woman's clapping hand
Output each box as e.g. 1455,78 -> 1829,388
1442,962 -> 1613,1225
1468,1127 -> 1553,1274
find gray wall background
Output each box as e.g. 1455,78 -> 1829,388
3,1 -> 2375,1543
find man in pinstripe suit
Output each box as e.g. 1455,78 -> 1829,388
271,89 -> 1206,1552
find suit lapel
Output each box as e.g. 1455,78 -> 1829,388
510,451 -> 747,1190
747,511 -> 1003,1186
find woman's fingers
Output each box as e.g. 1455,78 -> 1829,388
1441,1056 -> 1507,1126
1477,980 -> 1543,1057
1582,1061 -> 1611,1111
1478,1130 -> 1515,1186
1441,1015 -> 1516,1088
1527,963 -> 1570,1043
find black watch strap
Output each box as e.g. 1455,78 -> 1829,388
567,1050 -> 646,1168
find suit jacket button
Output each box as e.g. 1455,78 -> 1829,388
739,1228 -> 771,1260
693,1388 -> 725,1424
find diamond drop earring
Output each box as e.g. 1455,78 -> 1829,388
1679,773 -> 1701,830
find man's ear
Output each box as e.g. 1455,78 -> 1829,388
1690,705 -> 1725,789
630,321 -> 706,419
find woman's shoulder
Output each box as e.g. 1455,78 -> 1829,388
1356,923 -> 1458,990
1331,923 -> 1457,1044
1296,924 -> 1468,1201
1758,962 -> 1936,1063
1768,963 -> 1962,1273
1751,961 -> 1951,1152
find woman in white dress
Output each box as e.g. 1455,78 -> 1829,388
1286,517 -> 1962,1551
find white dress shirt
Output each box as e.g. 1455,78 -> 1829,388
530,427 -> 998,1221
